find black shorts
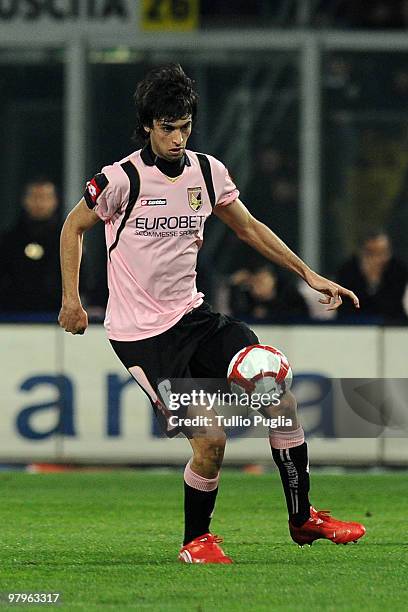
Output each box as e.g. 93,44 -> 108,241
110,302 -> 259,437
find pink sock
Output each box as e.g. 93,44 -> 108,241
269,426 -> 305,450
184,461 -> 219,491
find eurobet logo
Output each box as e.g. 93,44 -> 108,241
135,215 -> 206,230
0,0 -> 129,20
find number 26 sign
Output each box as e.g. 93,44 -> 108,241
141,0 -> 199,31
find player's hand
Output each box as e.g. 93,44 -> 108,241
304,270 -> 360,311
58,300 -> 88,334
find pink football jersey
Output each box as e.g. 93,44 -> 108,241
84,148 -> 239,340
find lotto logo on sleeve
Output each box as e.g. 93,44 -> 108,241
84,173 -> 109,208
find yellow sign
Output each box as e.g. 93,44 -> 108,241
141,0 -> 199,32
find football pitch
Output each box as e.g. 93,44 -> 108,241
0,471 -> 406,611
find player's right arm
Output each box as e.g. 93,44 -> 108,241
58,199 -> 100,335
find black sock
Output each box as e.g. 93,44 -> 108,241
183,483 -> 218,545
271,442 -> 311,526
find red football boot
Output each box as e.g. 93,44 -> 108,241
178,533 -> 233,564
289,507 -> 366,546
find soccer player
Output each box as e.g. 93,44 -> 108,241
59,64 -> 365,564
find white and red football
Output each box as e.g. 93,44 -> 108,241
227,344 -> 293,399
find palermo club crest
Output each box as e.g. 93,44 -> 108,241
187,187 -> 203,211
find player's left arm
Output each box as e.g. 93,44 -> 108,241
214,198 -> 359,310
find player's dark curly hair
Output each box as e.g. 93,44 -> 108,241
133,64 -> 198,142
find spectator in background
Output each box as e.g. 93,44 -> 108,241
213,144 -> 299,280
228,263 -> 308,322
336,229 -> 408,321
0,178 -> 62,313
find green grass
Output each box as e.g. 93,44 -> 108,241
0,471 -> 406,611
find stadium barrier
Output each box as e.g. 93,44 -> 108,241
1,325 -> 407,465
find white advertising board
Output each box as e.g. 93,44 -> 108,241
0,325 -> 407,464
0,0 -> 139,42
